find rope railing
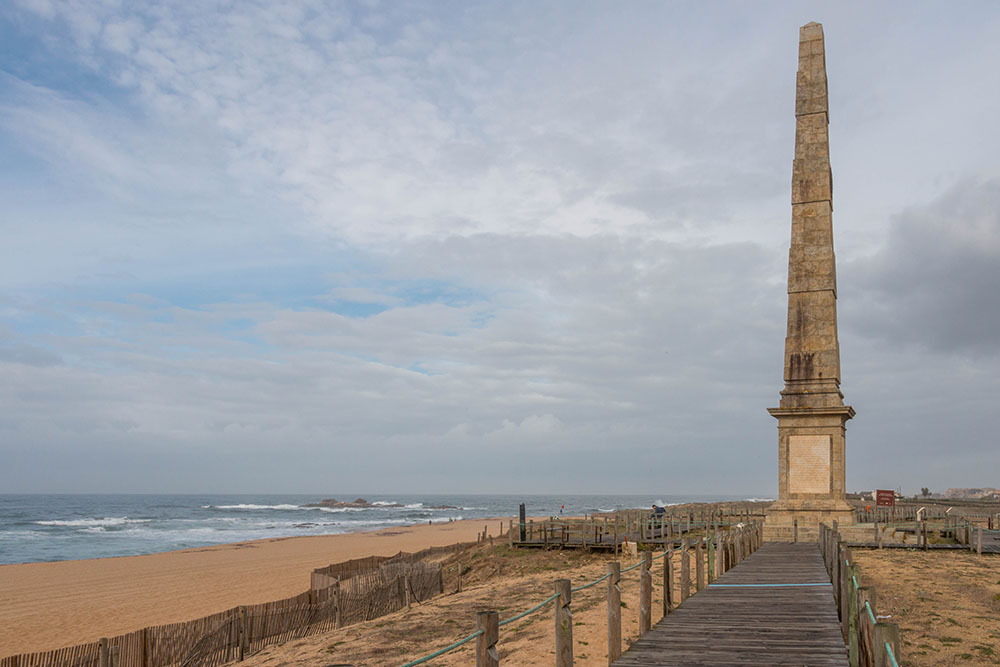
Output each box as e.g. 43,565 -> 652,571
864,599 -> 876,625
399,629 -> 484,667
395,520 -> 763,666
885,641 -> 900,667
497,592 -> 560,627
570,572 -> 610,593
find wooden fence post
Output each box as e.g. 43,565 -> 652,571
707,533 -> 715,584
476,610 -> 499,667
847,566 -> 859,667
555,579 -> 573,667
832,521 -> 839,566
832,539 -> 841,612
239,606 -> 249,660
858,587 -> 876,667
404,573 -> 412,608
720,533 -> 727,572
680,542 -> 690,602
663,547 -> 674,615
873,622 -> 900,667
977,525 -> 983,555
607,562 -> 622,665
819,523 -> 825,562
716,531 -> 723,577
839,547 -> 850,641
695,539 -> 705,592
639,551 -> 652,635
98,638 -> 109,667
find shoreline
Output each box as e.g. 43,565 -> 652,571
0,515 -> 525,657
0,517 -> 488,567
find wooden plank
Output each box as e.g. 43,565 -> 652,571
612,543 -> 848,666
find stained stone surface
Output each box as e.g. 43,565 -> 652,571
766,22 -> 855,535
787,435 -> 831,494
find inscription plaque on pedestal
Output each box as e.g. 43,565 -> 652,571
788,435 -> 831,494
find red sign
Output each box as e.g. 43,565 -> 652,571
875,490 -> 895,507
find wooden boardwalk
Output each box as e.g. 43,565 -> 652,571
983,529 -> 1000,554
612,543 -> 848,666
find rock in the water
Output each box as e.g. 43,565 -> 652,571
301,497 -> 404,509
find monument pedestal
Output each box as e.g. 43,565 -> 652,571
765,405 -> 855,540
764,505 -> 855,541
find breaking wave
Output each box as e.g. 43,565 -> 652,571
35,517 -> 151,528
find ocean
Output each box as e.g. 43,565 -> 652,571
0,493 -> 769,565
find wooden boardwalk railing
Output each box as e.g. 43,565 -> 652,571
821,523 -> 903,667
398,522 -> 764,666
511,507 -> 765,553
611,542 -> 848,666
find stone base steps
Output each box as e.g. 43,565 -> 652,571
763,522 -> 914,545
763,524 -> 819,542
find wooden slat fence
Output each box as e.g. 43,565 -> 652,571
6,640 -> 102,667
1,550 -> 449,667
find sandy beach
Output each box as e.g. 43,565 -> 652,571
0,516 -> 518,657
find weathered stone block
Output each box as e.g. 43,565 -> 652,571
788,435 -> 831,494
791,165 -> 832,203
799,23 -> 824,41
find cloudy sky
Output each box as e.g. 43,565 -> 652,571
2,1 -> 998,496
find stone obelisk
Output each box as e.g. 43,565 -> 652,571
766,22 -> 855,535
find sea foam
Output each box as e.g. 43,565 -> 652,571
35,517 -> 150,528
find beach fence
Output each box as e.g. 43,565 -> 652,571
399,521 -> 763,666
0,544 -> 464,667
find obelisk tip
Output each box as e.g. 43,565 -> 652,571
799,22 -> 824,42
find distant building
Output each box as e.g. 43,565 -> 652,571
943,487 -> 1000,499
